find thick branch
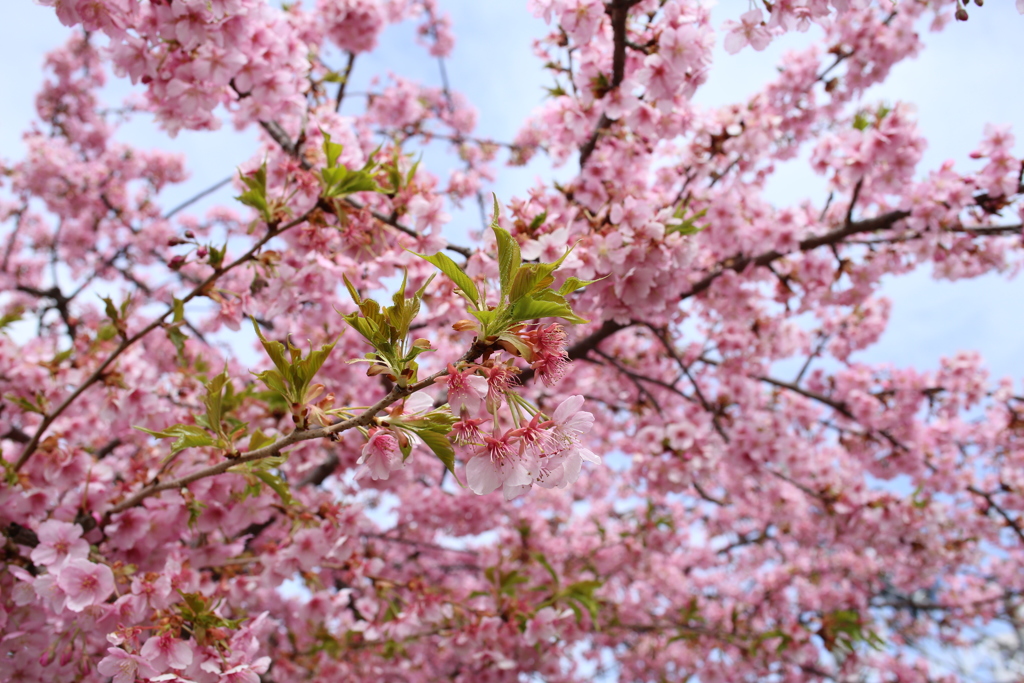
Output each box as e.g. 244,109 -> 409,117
578,0 -> 641,167
680,210 -> 912,302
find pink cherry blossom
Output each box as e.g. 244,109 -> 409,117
139,633 -> 193,670
723,9 -> 772,54
465,430 -> 532,498
97,647 -> 160,683
438,364 -> 488,414
56,559 -> 115,612
29,520 -> 89,568
520,226 -> 569,263
5,2 -> 1024,681
357,428 -> 403,481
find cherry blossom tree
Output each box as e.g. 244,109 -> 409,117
2,1 -> 1024,681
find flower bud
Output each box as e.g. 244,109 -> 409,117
184,230 -> 195,239
196,246 -> 208,259
955,7 -> 968,20
452,319 -> 476,332
168,255 -> 186,270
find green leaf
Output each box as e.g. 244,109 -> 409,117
101,296 -> 119,322
495,332 -> 533,360
203,369 -> 231,437
248,429 -> 274,452
321,168 -> 381,197
317,133 -> 383,198
508,265 -> 548,304
667,207 -> 708,237
385,272 -> 421,340
412,251 -> 480,306
291,337 -> 338,397
490,197 -> 521,299
416,429 -> 460,482
136,424 -> 215,454
252,319 -> 291,380
236,162 -> 271,221
342,311 -> 390,352
342,274 -> 363,305
470,308 -> 496,327
532,552 -> 559,586
185,497 -> 207,530
6,394 -> 46,415
322,130 -> 343,169
0,307 -> 24,333
254,471 -> 294,506
528,211 -> 548,232
166,297 -> 188,359
558,276 -> 604,297
97,324 -> 118,341
563,580 -> 602,624
253,369 -> 288,399
509,296 -> 588,325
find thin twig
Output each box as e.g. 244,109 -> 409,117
334,52 -> 356,113
163,177 -> 233,221
14,209 -> 316,472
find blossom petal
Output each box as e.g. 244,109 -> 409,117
466,455 -> 502,495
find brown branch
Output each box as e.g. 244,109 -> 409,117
13,210 -> 316,473
968,486 -> 1024,546
578,0 -> 642,167
589,349 -> 665,414
4,522 -> 39,548
340,197 -> 472,259
758,376 -> 855,421
105,340 -> 491,519
334,52 -> 356,113
163,176 -> 233,221
680,210 -> 912,302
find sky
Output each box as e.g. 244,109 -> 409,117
2,1 -> 1022,383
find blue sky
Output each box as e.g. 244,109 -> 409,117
3,1 -> 1022,382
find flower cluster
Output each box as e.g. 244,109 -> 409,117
3,1 -> 1024,682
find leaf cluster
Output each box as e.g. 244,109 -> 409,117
413,196 -> 597,345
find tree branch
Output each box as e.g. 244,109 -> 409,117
104,339 -> 492,518
680,210 -> 912,302
13,209 -> 316,473
334,52 -> 356,113
163,176 -> 233,221
578,0 -> 642,167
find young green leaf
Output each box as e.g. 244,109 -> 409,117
509,296 -> 589,325
491,202 -> 521,298
411,251 -> 480,306
557,276 -> 603,296
236,162 -> 272,222
416,429 -> 461,482
136,424 -> 216,454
